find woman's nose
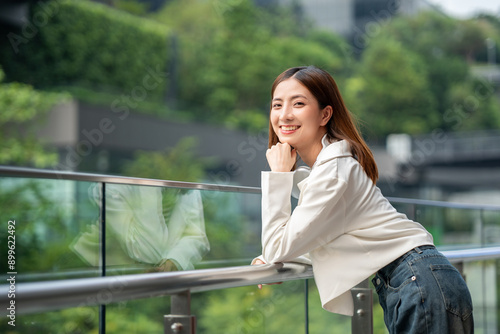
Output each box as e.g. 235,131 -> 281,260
279,105 -> 294,121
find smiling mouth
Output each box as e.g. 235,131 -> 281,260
280,125 -> 300,131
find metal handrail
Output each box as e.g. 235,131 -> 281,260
0,166 -> 261,194
3,246 -> 500,316
387,196 -> 500,211
2,166 -> 500,211
4,263 -> 312,315
442,246 -> 500,263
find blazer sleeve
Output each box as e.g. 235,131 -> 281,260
261,160 -> 348,264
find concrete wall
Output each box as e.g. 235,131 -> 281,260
38,101 -> 269,187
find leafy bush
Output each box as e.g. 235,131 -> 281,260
0,67 -> 69,167
0,0 -> 171,103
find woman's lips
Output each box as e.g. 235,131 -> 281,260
280,125 -> 300,134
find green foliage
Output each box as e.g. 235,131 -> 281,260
345,10 -> 500,137
198,280 -> 355,334
122,137 -> 210,182
475,13 -> 500,63
152,0 -> 344,126
199,282 -> 308,333
452,19 -> 492,61
105,301 -> 165,333
0,1 -> 498,138
0,179 -> 94,277
444,78 -> 500,131
0,0 -> 170,103
0,67 -> 69,167
224,109 -> 269,133
114,0 -> 150,16
0,301 -> 166,333
352,38 -> 438,136
306,29 -> 355,75
0,307 -> 98,334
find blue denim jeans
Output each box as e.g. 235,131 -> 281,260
372,245 -> 474,334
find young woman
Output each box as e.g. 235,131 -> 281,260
253,66 -> 473,333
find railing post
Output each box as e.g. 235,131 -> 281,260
164,290 -> 196,334
454,261 -> 466,280
351,279 -> 373,334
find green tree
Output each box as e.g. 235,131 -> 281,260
113,0 -> 150,15
0,67 -> 69,167
452,19 -> 491,62
152,0 -> 344,128
346,11 -> 500,137
444,78 -> 500,131
348,38 -> 438,137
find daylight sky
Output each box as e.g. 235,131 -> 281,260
428,0 -> 500,18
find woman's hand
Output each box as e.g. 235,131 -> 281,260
251,258 -> 282,289
266,142 -> 297,172
149,259 -> 178,272
252,258 -> 266,289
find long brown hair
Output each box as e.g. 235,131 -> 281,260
269,66 -> 379,183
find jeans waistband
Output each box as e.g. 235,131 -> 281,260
378,245 -> 436,280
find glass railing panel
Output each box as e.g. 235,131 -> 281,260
90,184 -> 263,275
479,210 -> 500,247
441,207 -> 482,246
1,306 -> 100,333
199,188 -> 262,267
196,281 -> 306,333
105,296 -> 169,333
307,279 -> 352,333
415,206 -> 478,247
104,283 -> 309,334
463,259 -> 499,334
0,176 -> 101,281
0,176 -> 101,333
391,203 -> 500,249
3,171 -> 498,333
76,183 -> 210,274
98,184 -> 264,332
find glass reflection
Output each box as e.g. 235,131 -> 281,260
72,184 -> 210,272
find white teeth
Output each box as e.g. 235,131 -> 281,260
282,126 -> 299,131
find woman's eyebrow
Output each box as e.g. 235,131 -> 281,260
291,94 -> 308,100
272,94 -> 308,101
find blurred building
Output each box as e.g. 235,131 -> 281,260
277,0 -> 437,37
383,131 -> 500,202
35,101 -> 269,187
0,0 -> 31,27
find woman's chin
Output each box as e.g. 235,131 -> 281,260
278,138 -> 294,146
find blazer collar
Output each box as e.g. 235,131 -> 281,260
293,135 -> 353,197
313,135 -> 352,168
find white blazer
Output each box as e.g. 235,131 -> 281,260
260,136 -> 433,316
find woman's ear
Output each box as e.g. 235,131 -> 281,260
320,106 -> 333,126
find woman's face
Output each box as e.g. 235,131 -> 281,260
271,78 -> 331,153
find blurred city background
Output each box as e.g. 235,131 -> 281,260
1,0 -> 499,200
0,0 -> 499,333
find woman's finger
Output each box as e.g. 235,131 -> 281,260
266,143 -> 296,172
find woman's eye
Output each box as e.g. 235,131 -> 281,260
272,103 -> 281,108
294,102 -> 305,106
